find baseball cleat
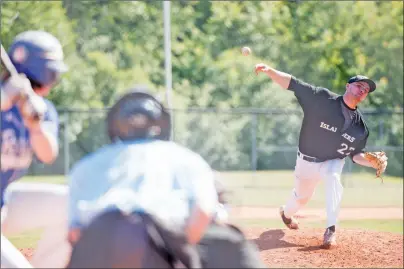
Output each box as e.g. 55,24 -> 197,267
279,206 -> 299,230
322,227 -> 337,249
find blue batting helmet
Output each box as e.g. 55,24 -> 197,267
8,30 -> 68,86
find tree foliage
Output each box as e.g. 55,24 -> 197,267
1,1 -> 402,175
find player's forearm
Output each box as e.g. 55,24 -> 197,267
185,206 -> 213,245
1,90 -> 12,111
352,153 -> 373,168
67,228 -> 81,245
30,129 -> 59,164
262,66 -> 292,89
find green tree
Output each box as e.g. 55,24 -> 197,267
1,1 -> 102,108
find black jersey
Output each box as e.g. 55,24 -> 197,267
288,76 -> 369,161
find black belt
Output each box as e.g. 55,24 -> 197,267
297,151 -> 324,163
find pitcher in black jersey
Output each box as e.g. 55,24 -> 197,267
255,63 -> 388,249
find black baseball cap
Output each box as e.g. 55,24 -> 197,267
347,75 -> 376,92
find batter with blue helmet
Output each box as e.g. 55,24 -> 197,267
1,30 -> 68,268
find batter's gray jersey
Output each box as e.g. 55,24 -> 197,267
68,139 -> 218,231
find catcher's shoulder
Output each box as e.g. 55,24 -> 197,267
68,143 -> 116,176
164,141 -> 212,168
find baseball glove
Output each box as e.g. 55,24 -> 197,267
364,151 -> 388,181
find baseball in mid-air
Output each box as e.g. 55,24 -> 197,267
241,46 -> 251,56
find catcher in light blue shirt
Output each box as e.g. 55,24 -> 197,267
66,89 -> 219,268
66,88 -> 264,269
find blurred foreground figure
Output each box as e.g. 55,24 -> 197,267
65,87 -> 265,268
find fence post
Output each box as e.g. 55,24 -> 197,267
64,112 -> 70,177
378,119 -> 384,140
251,113 -> 258,171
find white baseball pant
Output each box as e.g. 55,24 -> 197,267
283,153 -> 345,228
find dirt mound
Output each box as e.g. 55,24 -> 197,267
244,228 -> 403,268
19,228 -> 403,268
19,248 -> 35,260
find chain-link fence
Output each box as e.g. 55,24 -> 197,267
28,108 -> 403,179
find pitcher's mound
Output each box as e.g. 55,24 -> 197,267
20,248 -> 34,260
19,228 -> 403,268
244,228 -> 403,268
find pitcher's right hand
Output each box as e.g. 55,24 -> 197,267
255,63 -> 271,75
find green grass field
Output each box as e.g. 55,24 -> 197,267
218,171 -> 404,208
9,219 -> 402,250
20,170 -> 404,208
8,229 -> 43,249
233,219 -> 403,234
7,171 -> 403,249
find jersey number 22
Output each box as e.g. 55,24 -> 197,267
337,143 -> 355,156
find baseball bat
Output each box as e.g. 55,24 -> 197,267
1,44 -> 18,77
1,44 -> 46,119
0,44 -> 17,110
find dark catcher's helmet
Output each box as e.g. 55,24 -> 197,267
106,88 -> 171,142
